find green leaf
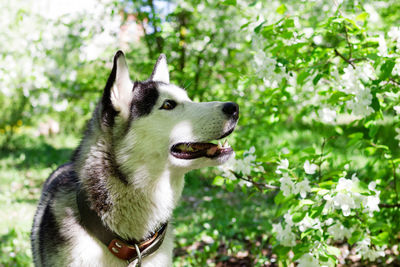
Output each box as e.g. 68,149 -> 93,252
226,182 -> 236,192
374,144 -> 389,150
316,189 -> 330,196
222,0 -> 236,6
356,12 -> 369,22
240,21 -> 251,30
371,93 -> 380,112
319,181 -> 335,188
368,124 -> 380,138
380,59 -> 395,80
347,132 -> 364,147
297,71 -> 309,85
300,228 -> 314,239
349,231 -> 362,245
274,245 -> 291,257
372,232 -> 389,246
260,24 -> 275,36
319,254 -> 329,262
212,176 -> 225,186
365,146 -> 376,155
309,204 -> 324,219
283,18 -> 295,28
292,212 -> 306,223
329,91 -> 349,103
299,199 -> 314,206
276,4 -> 287,15
292,244 -> 311,260
326,245 -> 341,257
335,126 -> 344,135
254,22 -> 266,33
313,74 -> 322,85
274,191 -> 285,205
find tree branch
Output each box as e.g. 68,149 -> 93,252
230,171 -> 279,191
334,49 -> 356,69
318,138 -> 326,180
389,78 -> 400,87
148,0 -> 163,53
391,158 -> 399,207
343,24 -> 352,59
379,203 -> 400,208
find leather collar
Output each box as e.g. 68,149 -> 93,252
76,187 -> 168,263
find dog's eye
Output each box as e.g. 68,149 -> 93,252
160,100 -> 177,110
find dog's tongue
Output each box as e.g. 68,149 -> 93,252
206,146 -> 219,156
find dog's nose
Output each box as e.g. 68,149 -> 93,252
222,102 -> 239,119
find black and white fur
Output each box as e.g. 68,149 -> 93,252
31,51 -> 238,266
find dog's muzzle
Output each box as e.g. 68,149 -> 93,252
170,102 -> 239,160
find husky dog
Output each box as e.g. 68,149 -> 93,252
31,51 -> 239,266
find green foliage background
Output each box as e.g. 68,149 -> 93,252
1,0 -> 400,266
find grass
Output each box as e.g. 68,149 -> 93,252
0,133 -> 275,267
0,134 -> 77,267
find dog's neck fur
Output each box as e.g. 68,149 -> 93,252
74,113 -> 185,241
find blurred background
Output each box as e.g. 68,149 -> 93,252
1,0 -> 400,266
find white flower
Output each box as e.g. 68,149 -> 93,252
359,63 -> 376,82
336,64 -> 374,117
280,173 -> 294,196
388,27 -> 400,42
54,99 -> 69,112
313,35 -> 323,45
393,59 -> 400,76
333,192 -> 356,216
294,179 -> 311,198
304,160 -> 318,175
365,195 -> 380,215
284,213 -> 293,226
351,173 -> 360,183
395,128 -> 400,146
336,177 -> 354,192
388,26 -> 400,50
248,146 -> 256,154
276,159 -> 289,174
297,215 -> 321,232
319,107 -> 336,124
368,181 -> 377,191
297,253 -> 320,267
327,223 -> 352,240
252,51 -> 277,79
302,27 -> 314,38
378,34 -> 388,57
363,249 -> 385,261
324,218 -> 334,226
273,223 -> 296,247
355,238 -> 385,261
281,147 -> 290,155
394,106 -> 400,115
323,194 -> 335,214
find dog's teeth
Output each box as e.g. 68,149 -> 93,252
218,141 -> 222,148
223,139 -> 228,147
207,146 -> 218,156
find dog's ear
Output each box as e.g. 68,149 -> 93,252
150,54 -> 169,84
102,51 -> 133,123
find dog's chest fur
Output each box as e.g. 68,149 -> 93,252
57,187 -> 175,267
78,133 -> 186,240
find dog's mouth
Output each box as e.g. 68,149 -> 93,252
170,126 -> 236,160
171,139 -> 233,160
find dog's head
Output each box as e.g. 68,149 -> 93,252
100,51 -> 238,176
